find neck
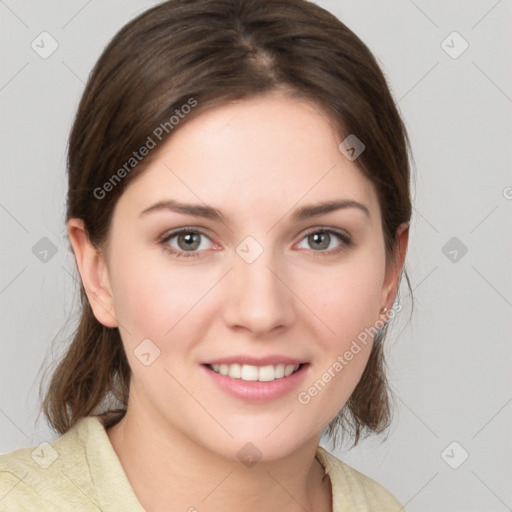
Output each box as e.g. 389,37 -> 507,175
106,400 -> 331,512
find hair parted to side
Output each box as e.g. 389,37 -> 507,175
40,0 -> 413,445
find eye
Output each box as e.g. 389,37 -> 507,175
296,228 -> 352,256
159,227 -> 352,259
159,228 -> 215,258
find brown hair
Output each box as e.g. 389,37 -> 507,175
40,0 -> 413,446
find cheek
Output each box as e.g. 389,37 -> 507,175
108,244 -> 211,344
293,245 -> 386,415
305,251 -> 385,346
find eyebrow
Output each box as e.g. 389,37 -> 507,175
139,198 -> 370,222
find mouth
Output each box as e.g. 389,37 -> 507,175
205,363 -> 303,382
202,359 -> 309,401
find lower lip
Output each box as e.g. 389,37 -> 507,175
202,364 -> 309,402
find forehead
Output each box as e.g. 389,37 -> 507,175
118,93 -> 379,221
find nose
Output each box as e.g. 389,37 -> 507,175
222,243 -> 295,337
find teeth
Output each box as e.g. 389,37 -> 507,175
228,363 -> 241,379
209,363 -> 301,382
258,365 -> 276,382
241,365 -> 258,381
275,364 -> 285,378
284,364 -> 296,377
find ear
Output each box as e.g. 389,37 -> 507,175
67,218 -> 118,328
379,221 -> 409,320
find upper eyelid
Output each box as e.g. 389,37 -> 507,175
301,226 -> 351,239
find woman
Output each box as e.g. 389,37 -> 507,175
0,0 -> 412,510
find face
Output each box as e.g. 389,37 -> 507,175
91,92 -> 401,460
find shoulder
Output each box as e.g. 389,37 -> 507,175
0,416 -> 106,511
316,446 -> 404,512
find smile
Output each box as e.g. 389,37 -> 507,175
207,363 -> 301,382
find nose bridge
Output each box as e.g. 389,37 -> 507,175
224,236 -> 293,334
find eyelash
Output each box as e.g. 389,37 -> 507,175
158,227 -> 352,259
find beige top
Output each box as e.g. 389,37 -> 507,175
0,415 -> 404,511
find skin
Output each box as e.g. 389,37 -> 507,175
68,91 -> 408,512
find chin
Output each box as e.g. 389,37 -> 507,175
202,419 -> 319,464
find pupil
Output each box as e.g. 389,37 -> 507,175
180,232 -> 199,250
310,232 -> 329,250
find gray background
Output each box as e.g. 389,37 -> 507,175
1,1 -> 511,511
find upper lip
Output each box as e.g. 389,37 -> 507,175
202,356 -> 306,366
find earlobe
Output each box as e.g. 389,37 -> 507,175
380,222 -> 409,317
66,218 -> 118,328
